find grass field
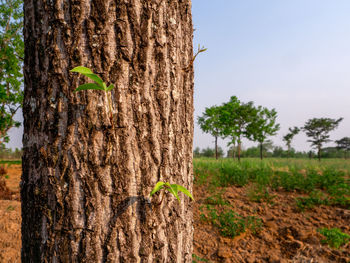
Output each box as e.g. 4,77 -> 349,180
0,160 -> 21,165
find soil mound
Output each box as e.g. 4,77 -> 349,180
0,167 -> 15,200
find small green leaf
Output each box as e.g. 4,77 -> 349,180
106,84 -> 115,91
174,184 -> 194,201
83,73 -> 105,88
167,183 -> 180,202
74,83 -> 105,92
150,181 -> 166,196
70,66 -> 93,74
70,66 -> 105,88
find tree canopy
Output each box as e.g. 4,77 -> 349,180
197,105 -> 223,159
0,0 -> 23,145
220,96 -> 257,161
335,137 -> 350,159
302,117 -> 343,161
283,126 -> 300,156
246,106 -> 280,159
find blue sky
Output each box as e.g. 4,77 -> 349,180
6,1 -> 350,153
192,0 -> 350,152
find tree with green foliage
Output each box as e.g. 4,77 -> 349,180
282,126 -> 300,157
220,96 -> 257,161
335,137 -> 350,159
0,0 -> 23,145
199,146 -> 224,158
302,117 -> 343,161
198,105 -> 223,159
246,106 -> 280,160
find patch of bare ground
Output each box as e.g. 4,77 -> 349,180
194,184 -> 350,263
0,200 -> 21,263
0,165 -> 21,263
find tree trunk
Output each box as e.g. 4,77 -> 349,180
22,1 -> 194,262
318,146 -> 321,161
260,143 -> 263,160
237,141 -> 241,162
215,136 -> 218,160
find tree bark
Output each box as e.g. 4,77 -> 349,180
214,136 -> 218,160
22,1 -> 194,262
318,146 -> 321,161
260,143 -> 263,160
237,141 -> 241,162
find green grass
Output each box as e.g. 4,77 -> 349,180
318,228 -> 350,249
192,254 -> 211,263
0,159 -> 21,165
194,158 -> 350,209
247,183 -> 276,204
295,190 -> 329,211
200,204 -> 263,238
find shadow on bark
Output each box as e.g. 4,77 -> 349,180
103,196 -> 152,259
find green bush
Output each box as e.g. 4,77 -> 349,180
200,205 -> 262,238
295,190 -> 329,211
318,228 -> 350,249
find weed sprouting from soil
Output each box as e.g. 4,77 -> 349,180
200,204 -> 263,238
318,228 -> 350,249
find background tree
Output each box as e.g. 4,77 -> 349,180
302,117 -> 343,161
335,137 -> 350,159
22,1 -> 194,261
193,147 -> 201,158
199,146 -> 224,158
0,0 -> 23,145
198,105 -> 223,159
221,96 -> 256,161
246,106 -> 280,160
282,126 -> 300,157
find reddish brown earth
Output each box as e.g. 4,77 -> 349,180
0,165 -> 21,263
194,184 -> 350,263
0,165 -> 349,262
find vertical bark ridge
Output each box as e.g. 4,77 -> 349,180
23,0 -> 193,262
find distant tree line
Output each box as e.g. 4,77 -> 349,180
0,144 -> 22,159
198,96 -> 346,161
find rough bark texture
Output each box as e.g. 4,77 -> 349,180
21,0 -> 194,262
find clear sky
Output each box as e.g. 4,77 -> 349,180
6,1 -> 350,153
192,0 -> 350,153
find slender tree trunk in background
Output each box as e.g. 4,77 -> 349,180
318,146 -> 321,161
237,141 -> 241,162
215,136 -> 218,160
260,143 -> 263,160
287,144 -> 291,158
22,1 -> 194,262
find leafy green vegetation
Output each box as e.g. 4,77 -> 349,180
247,183 -> 276,204
0,159 -> 21,165
200,204 -> 262,238
194,158 -> 350,211
149,181 -> 194,203
0,0 -> 23,146
317,228 -> 350,249
192,254 -> 210,263
295,190 -> 329,211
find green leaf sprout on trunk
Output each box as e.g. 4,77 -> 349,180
70,66 -> 115,127
71,66 -> 193,205
150,181 -> 194,204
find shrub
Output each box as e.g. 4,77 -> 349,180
318,228 -> 350,249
